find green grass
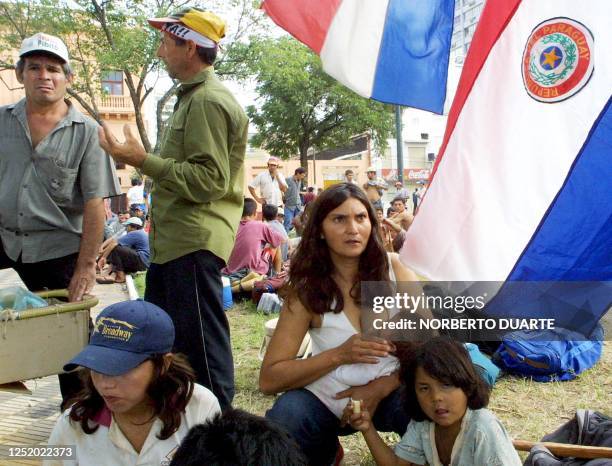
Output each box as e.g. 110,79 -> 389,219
229,300 -> 272,414
228,301 -> 612,465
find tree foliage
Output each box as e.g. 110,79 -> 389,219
0,0 -> 265,152
246,37 -> 394,167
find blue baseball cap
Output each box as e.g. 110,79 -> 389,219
64,300 -> 175,376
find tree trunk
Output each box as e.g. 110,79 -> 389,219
299,137 -> 310,175
132,101 -> 151,154
299,147 -> 309,171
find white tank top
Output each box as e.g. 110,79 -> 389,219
305,254 -> 399,417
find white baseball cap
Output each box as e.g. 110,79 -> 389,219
19,33 -> 70,64
124,217 -> 143,227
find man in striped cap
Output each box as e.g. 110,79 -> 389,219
99,7 -> 248,410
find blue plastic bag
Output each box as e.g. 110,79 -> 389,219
0,287 -> 47,312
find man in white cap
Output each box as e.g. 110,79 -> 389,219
248,156 -> 288,207
0,33 -> 119,298
97,217 -> 149,284
0,32 -> 120,407
98,7 -> 248,410
363,166 -> 388,210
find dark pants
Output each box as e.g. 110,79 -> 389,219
107,245 -> 146,273
266,388 -> 410,466
0,239 -> 82,408
145,250 -> 234,410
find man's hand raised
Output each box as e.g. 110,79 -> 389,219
99,123 -> 147,168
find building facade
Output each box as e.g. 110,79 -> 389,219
451,0 -> 486,56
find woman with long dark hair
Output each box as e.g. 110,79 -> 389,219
260,183 -> 419,465
44,300 -> 220,466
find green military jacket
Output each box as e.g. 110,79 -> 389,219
141,67 -> 248,264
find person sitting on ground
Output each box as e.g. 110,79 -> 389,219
97,217 -> 149,283
262,204 -> 288,262
260,182 -> 421,466
223,198 -> 285,293
386,197 -> 414,232
130,204 -> 145,220
376,207 -> 394,252
104,210 -> 129,240
168,408 -> 307,466
392,229 -> 407,253
291,202 -> 313,237
302,186 -> 316,206
44,300 -> 220,466
346,337 -> 521,466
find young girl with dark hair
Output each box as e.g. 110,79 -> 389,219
44,300 -> 220,466
348,337 -> 521,466
260,182 -> 420,466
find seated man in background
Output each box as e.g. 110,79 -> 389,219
97,217 -> 149,283
262,204 -> 288,262
130,204 -> 145,220
386,196 -> 414,232
376,206 -> 394,252
223,198 -> 284,293
104,210 -> 129,240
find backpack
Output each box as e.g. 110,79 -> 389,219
493,324 -> 604,382
524,410 -> 612,465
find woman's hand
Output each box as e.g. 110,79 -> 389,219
333,334 -> 393,366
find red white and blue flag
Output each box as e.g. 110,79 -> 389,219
400,1 -> 611,331
261,0 -> 455,114
402,0 -> 611,281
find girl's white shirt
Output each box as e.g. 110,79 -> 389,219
44,383 -> 220,466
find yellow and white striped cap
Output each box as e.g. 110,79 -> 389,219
148,7 -> 225,47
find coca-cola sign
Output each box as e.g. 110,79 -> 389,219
407,169 -> 430,180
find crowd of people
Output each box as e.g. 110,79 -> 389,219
0,6 -> 521,466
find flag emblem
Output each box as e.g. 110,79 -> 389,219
522,18 -> 594,103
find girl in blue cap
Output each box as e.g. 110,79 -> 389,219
44,300 -> 220,466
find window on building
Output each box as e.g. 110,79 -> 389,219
101,70 -> 123,96
464,4 -> 483,25
452,31 -> 462,49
